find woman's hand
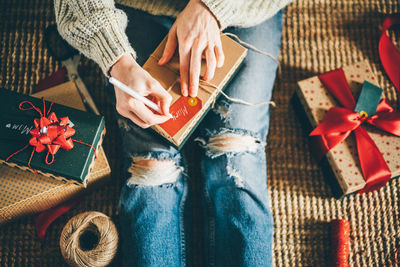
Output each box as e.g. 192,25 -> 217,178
158,0 -> 225,97
110,54 -> 172,128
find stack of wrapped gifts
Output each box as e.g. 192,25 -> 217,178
0,81 -> 111,223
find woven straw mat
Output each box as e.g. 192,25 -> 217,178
0,0 -> 399,266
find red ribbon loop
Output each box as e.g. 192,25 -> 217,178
310,69 -> 400,193
379,14 -> 400,98
19,100 -> 43,117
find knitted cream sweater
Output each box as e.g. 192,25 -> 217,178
54,0 -> 292,75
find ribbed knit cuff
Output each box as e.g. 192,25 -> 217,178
200,0 -> 235,30
90,20 -> 136,77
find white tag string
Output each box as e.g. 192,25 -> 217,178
223,32 -> 279,64
152,33 -> 279,108
220,90 -> 276,107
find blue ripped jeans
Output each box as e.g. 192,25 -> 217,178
107,7 -> 283,267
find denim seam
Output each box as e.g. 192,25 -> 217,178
201,160 -> 216,267
226,157 -> 270,213
179,174 -> 188,267
204,185 -> 216,267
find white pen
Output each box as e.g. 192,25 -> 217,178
109,77 -> 172,118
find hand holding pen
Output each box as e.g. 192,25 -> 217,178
110,55 -> 173,129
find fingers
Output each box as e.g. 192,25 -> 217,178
116,100 -> 151,128
159,26 -> 178,65
180,35 -> 222,97
189,38 -> 205,97
179,41 -> 191,97
115,85 -> 172,129
148,81 -> 173,116
214,37 -> 225,68
203,46 -> 216,81
125,111 -> 151,129
128,98 -> 171,126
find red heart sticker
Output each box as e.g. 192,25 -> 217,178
159,96 -> 202,137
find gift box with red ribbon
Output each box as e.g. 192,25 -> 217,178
0,81 -> 111,224
295,60 -> 400,197
0,88 -> 105,186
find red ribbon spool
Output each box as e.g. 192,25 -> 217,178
330,219 -> 350,267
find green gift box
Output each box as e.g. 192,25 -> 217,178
0,88 -> 105,186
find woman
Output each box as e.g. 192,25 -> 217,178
55,0 -> 291,266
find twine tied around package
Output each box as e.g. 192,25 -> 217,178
60,212 -> 118,267
150,32 -> 278,108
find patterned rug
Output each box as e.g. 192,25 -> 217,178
0,0 -> 399,266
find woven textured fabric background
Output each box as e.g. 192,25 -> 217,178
0,0 -> 399,266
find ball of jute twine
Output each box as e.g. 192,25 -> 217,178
60,211 -> 118,267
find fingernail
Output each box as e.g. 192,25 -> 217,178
189,90 -> 197,97
182,87 -> 188,96
158,57 -> 164,65
189,85 -> 198,97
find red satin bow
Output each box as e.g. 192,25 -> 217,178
6,98 -> 96,172
379,14 -> 400,99
309,68 -> 400,193
29,110 -> 75,164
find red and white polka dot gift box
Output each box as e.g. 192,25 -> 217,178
296,60 -> 400,197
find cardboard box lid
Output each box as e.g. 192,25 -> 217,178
32,81 -> 86,111
144,34 -> 248,147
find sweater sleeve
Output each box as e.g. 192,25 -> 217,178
54,0 -> 136,76
201,0 -> 293,29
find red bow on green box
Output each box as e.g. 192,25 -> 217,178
28,109 -> 75,164
309,69 -> 400,193
6,98 -> 95,172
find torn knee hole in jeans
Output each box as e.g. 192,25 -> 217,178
196,131 -> 265,157
126,157 -> 183,187
213,103 -> 232,121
